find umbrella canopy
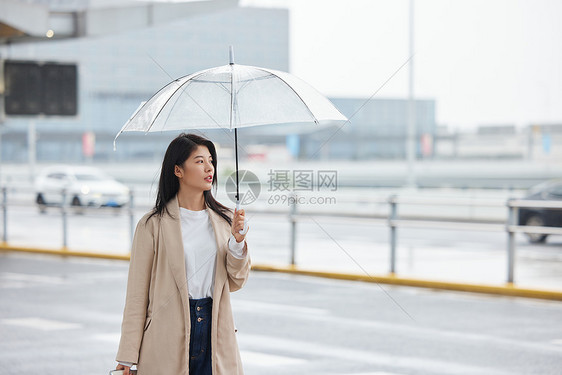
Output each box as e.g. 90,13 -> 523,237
114,64 -> 347,139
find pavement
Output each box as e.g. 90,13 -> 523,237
1,252 -> 562,375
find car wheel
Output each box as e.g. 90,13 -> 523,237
525,215 -> 548,243
71,196 -> 85,215
111,205 -> 122,216
36,194 -> 47,214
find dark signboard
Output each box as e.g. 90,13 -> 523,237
4,60 -> 78,116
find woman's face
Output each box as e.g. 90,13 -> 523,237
174,145 -> 214,192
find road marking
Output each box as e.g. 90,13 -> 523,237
0,272 -> 66,285
0,280 -> 27,288
232,299 -> 330,316
93,333 -> 121,343
241,350 -> 307,367
91,333 -> 308,367
1,317 -> 82,331
238,334 -> 513,375
235,303 -> 562,356
0,271 -> 127,289
91,332 -> 434,373
550,339 -> 562,346
72,271 -> 128,281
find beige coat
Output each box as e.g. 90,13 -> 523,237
116,195 -> 250,375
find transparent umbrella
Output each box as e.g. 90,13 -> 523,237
114,47 -> 347,233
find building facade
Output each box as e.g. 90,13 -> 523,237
299,97 -> 437,160
1,5 -> 289,162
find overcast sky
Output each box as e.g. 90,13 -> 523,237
242,0 -> 562,130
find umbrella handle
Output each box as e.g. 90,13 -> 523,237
236,201 -> 249,235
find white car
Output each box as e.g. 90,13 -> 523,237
35,165 -> 130,211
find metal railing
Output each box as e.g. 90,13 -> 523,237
0,186 -> 139,249
283,194 -> 562,284
1,187 -> 561,285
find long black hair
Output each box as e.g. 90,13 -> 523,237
147,133 -> 233,226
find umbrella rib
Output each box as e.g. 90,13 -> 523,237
134,55 -> 218,134
190,74 -> 275,85
144,71 -> 223,133
232,78 -> 250,126
160,82 -> 186,129
253,67 -> 319,125
114,76 -> 191,145
236,79 -> 252,95
217,82 -> 231,95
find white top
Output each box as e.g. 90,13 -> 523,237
179,206 -> 246,299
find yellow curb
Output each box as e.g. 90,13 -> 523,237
250,264 -> 562,301
0,244 -> 130,261
2,244 -> 561,301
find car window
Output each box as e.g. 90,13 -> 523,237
528,181 -> 552,195
47,173 -> 67,180
548,184 -> 562,197
529,180 -> 562,195
75,174 -> 105,181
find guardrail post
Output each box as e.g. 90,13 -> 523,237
129,189 -> 135,244
289,193 -> 297,267
2,186 -> 7,244
506,198 -> 516,284
388,194 -> 398,274
61,189 -> 68,250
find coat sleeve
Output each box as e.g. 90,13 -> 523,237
226,239 -> 251,292
116,215 -> 155,364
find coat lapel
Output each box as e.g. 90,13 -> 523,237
208,207 -> 228,298
207,204 -> 230,371
161,196 -> 190,312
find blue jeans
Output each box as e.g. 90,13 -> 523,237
189,297 -> 212,375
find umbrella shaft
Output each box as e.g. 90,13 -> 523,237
235,128 -> 239,203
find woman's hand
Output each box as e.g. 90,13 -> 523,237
115,363 -> 131,375
231,208 -> 248,243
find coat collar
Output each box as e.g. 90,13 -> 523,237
161,195 -> 230,306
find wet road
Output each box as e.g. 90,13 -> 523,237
1,253 -> 562,375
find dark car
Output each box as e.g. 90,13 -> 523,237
518,179 -> 562,243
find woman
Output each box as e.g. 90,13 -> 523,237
115,133 -> 250,375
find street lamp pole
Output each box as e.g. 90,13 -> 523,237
406,0 -> 417,188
